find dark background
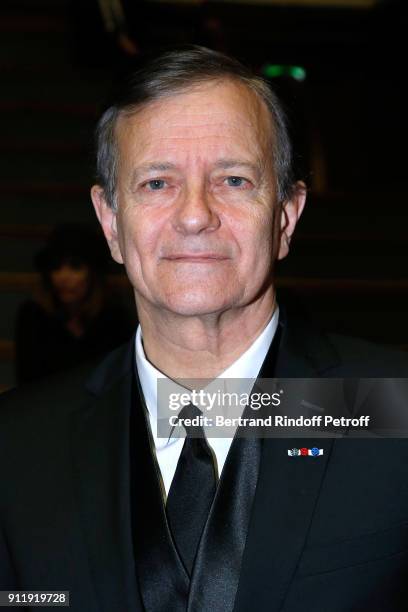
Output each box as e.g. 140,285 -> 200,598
0,0 -> 406,390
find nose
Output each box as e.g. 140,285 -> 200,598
53,265 -> 71,281
172,183 -> 220,235
51,265 -> 78,287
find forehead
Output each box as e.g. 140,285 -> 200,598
114,79 -> 273,167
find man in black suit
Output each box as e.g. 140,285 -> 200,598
1,47 -> 408,611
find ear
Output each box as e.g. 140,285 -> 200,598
91,185 -> 124,264
277,181 -> 307,261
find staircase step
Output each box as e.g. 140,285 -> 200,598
0,139 -> 87,155
0,31 -> 69,65
0,14 -> 67,33
0,65 -> 109,103
1,0 -> 68,11
0,150 -> 93,182
0,191 -> 94,226
0,181 -> 88,196
0,101 -> 97,117
0,224 -> 50,239
285,253 -> 408,277
0,362 -> 16,393
0,340 -> 14,361
1,110 -> 95,147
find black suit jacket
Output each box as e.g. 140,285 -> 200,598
1,307 -> 408,611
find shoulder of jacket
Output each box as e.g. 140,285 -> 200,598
0,361 -> 93,424
0,337 -> 134,425
326,333 -> 408,376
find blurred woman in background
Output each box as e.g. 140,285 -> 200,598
15,224 -> 134,384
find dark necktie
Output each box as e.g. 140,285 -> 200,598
166,402 -> 218,575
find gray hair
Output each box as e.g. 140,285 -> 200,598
95,46 -> 295,211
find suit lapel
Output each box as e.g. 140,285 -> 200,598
234,435 -> 334,612
130,371 -> 190,612
234,306 -> 339,612
70,340 -> 143,612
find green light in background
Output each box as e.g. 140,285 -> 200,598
290,66 -> 307,81
262,64 -> 307,82
263,64 -> 286,78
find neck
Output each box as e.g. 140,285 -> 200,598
136,289 -> 276,379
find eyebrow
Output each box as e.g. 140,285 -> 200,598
213,158 -> 262,176
129,163 -> 178,189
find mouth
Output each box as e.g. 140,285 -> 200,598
164,254 -> 229,263
57,287 -> 76,293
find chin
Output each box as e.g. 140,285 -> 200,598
160,293 -> 233,317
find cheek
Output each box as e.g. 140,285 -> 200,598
118,208 -> 163,270
74,274 -> 90,294
227,206 -> 274,261
77,270 -> 90,282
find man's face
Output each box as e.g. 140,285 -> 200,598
93,79 -> 302,317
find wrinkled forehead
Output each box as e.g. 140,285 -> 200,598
114,79 -> 275,167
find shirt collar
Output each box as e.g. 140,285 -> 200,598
135,306 -> 279,427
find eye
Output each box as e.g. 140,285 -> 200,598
225,176 -> 247,187
146,179 -> 166,190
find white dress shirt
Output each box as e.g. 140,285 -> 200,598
135,307 -> 279,499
